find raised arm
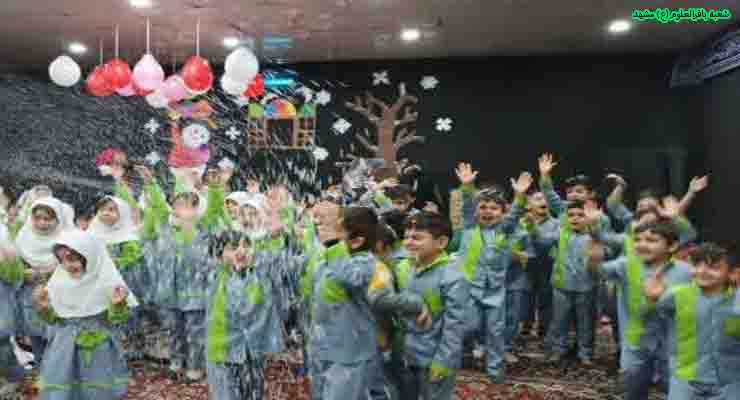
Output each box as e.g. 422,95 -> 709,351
538,153 -> 565,217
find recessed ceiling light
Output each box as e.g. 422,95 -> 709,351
130,0 -> 152,8
401,28 -> 421,42
68,42 -> 87,54
608,19 -> 631,34
223,37 -> 240,48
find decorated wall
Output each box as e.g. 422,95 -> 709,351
0,54 -> 694,216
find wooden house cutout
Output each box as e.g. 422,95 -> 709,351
246,100 -> 317,150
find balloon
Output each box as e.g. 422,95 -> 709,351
224,47 -> 259,83
86,66 -> 114,96
244,73 -> 264,98
161,75 -> 188,102
132,53 -> 165,91
132,79 -> 154,96
49,55 -> 81,87
102,58 -> 132,89
145,90 -> 169,108
220,74 -> 248,96
181,56 -> 213,92
115,83 -> 136,96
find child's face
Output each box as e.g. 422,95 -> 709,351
173,198 -> 198,222
527,192 -> 549,219
56,247 -> 86,280
404,228 -> 447,263
240,206 -> 261,229
477,200 -> 504,227
637,197 -> 659,214
566,207 -> 587,231
634,230 -> 675,265
691,258 -> 731,293
225,200 -> 240,220
221,239 -> 253,271
97,201 -> 120,227
76,217 -> 91,231
566,185 -> 592,202
32,208 -> 59,236
314,201 -> 342,242
392,196 -> 414,213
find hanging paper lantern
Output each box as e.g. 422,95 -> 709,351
86,66 -> 114,96
224,47 -> 259,83
49,55 -> 81,87
162,75 -> 188,102
181,56 -> 213,92
132,53 -> 165,91
102,58 -> 132,89
220,74 -> 248,96
116,82 -> 136,96
145,90 -> 170,108
132,79 -> 154,96
243,73 -> 265,98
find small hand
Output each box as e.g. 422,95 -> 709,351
644,267 -> 666,303
657,196 -> 680,219
538,153 -> 557,176
416,304 -> 433,330
606,173 -> 627,188
134,165 -> 154,184
246,180 -> 260,194
219,166 -> 235,185
33,286 -> 50,310
429,368 -> 443,383
111,286 -> 128,305
455,163 -> 478,185
110,164 -> 125,181
583,201 -> 603,226
423,202 -> 440,214
688,175 -> 709,194
511,172 -> 533,194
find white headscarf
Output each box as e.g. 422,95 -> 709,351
87,197 -> 140,245
47,229 -> 139,318
242,197 -> 268,240
16,186 -> 75,228
16,197 -> 72,272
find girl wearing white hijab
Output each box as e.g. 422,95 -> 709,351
34,229 -> 137,400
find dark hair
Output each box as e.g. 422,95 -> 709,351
635,206 -> 659,220
53,245 -> 87,269
385,184 -> 414,201
342,207 -> 378,253
634,220 -> 680,244
637,188 -> 663,202
32,204 -> 58,219
381,210 -> 407,242
94,197 -> 117,215
693,242 -> 738,268
475,188 -> 508,208
173,192 -> 200,207
566,199 -> 586,211
565,174 -> 592,191
372,167 -> 397,182
210,230 -> 252,257
405,211 -> 452,239
376,223 -> 398,248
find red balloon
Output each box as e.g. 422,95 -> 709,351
181,56 -> 213,92
132,79 -> 153,96
244,73 -> 264,98
102,58 -> 132,89
86,66 -> 114,96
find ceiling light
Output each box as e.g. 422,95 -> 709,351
130,0 -> 152,8
68,42 -> 87,54
223,37 -> 240,48
401,28 -> 420,42
608,19 -> 631,34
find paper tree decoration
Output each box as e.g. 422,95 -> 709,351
246,98 -> 317,149
345,83 -> 424,165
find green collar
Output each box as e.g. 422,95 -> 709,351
415,251 -> 450,274
326,241 -> 350,261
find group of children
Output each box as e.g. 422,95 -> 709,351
0,149 -> 737,400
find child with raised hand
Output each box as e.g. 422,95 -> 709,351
34,229 -> 138,400
449,162 -> 532,383
588,214 -> 693,400
644,242 -> 740,400
0,244 -> 24,397
205,230 -> 285,400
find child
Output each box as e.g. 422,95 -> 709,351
448,162 -> 532,383
34,229 -> 138,400
395,211 -> 470,400
385,184 -> 418,215
645,242 -> 739,400
590,219 -> 693,400
205,231 -> 285,400
0,244 -> 23,397
503,222 -> 534,363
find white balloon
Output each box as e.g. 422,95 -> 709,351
49,55 -> 81,87
133,53 -> 165,91
220,74 -> 249,96
145,90 -> 169,108
224,47 -> 259,83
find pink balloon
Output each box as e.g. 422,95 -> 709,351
116,82 -> 136,97
132,53 -> 165,91
161,75 -> 188,102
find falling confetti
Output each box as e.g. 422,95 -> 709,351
312,146 -> 329,161
233,96 -> 251,107
218,157 -> 235,170
315,90 -> 332,106
420,75 -> 439,90
144,118 -> 160,134
145,151 -> 161,166
332,118 -> 351,135
436,117 -> 453,132
372,70 -> 390,86
295,86 -> 314,103
225,126 -> 243,141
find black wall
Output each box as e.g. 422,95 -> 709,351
0,54 -> 694,217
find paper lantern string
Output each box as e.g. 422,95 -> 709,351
146,18 -> 151,54
99,38 -> 104,66
115,24 -> 119,58
196,18 -> 200,57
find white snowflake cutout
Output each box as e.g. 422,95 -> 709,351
436,117 -> 453,132
145,151 -> 162,166
420,76 -> 439,90
144,118 -> 160,134
296,86 -> 314,103
312,146 -> 329,161
218,157 -> 235,170
233,96 -> 250,107
372,70 -> 390,86
225,126 -> 242,141
315,90 -> 332,105
332,118 -> 352,135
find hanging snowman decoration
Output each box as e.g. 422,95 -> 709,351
167,121 -> 211,192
